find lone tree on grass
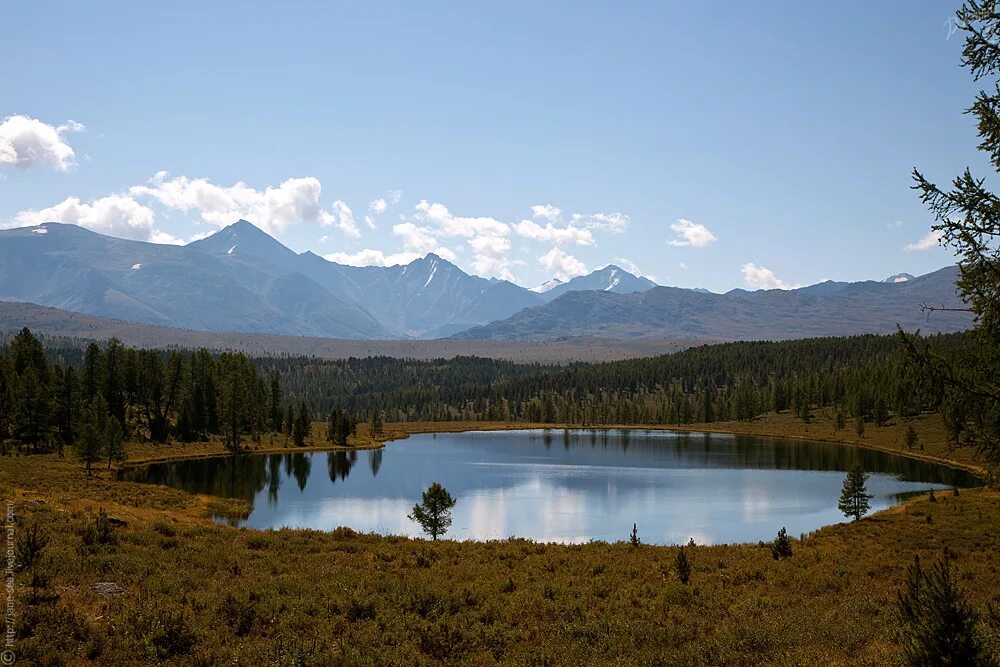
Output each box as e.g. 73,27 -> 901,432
838,464 -> 874,521
771,527 -> 793,560
408,482 -> 456,540
897,554 -> 988,666
675,545 -> 691,585
629,523 -> 640,547
370,407 -> 384,438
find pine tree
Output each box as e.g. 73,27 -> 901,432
370,407 -> 384,438
838,464 -> 873,521
835,411 -> 847,431
408,482 -> 457,540
76,397 -> 104,476
771,527 -> 793,560
903,2 -> 1000,474
269,371 -> 283,432
293,401 -> 310,447
12,367 -> 52,452
905,425 -> 919,451
897,554 -> 987,666
104,411 -> 125,469
675,545 -> 691,584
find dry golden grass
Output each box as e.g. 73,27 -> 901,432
4,415 -> 998,665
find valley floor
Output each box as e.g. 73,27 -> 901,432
4,413 -> 998,665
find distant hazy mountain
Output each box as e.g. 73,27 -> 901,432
1,221 -> 964,343
0,222 -> 388,338
0,221 -> 544,339
540,265 -> 657,302
452,266 -> 972,341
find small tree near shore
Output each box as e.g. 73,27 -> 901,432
408,483 -> 457,540
771,527 -> 793,560
838,464 -> 873,521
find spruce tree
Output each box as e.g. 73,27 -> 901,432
835,411 -> 847,431
897,554 -> 987,666
675,545 -> 691,584
838,464 -> 873,521
293,401 -> 309,447
104,413 -> 125,469
771,527 -> 793,560
76,398 -> 103,476
370,407 -> 384,438
269,371 -> 283,432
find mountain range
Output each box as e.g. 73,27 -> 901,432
0,221 -> 660,339
0,220 -> 973,342
452,266 -> 972,340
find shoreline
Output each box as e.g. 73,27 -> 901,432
119,415 -> 989,481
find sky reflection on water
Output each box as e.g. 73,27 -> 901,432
121,429 -> 980,544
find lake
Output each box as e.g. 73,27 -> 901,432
120,429 -> 981,544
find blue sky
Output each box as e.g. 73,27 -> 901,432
0,1 -> 984,292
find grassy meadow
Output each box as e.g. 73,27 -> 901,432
4,412 -> 999,665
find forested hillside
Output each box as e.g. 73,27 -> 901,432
3,328 -> 966,456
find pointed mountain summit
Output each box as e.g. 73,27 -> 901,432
541,265 -> 657,301
189,219 -> 301,268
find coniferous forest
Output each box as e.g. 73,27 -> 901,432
0,327 -> 972,456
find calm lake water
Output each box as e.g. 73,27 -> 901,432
120,429 -> 981,545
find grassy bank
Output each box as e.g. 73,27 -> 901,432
4,413 -> 999,665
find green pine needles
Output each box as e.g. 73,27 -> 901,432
838,464 -> 873,521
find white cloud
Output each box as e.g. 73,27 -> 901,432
150,230 -> 184,245
903,229 -> 943,251
469,235 -> 514,280
668,219 -> 717,248
741,262 -> 798,290
324,249 -> 421,267
0,114 -> 85,172
326,200 -> 360,238
514,219 -> 594,246
364,215 -> 376,229
414,200 -> 510,238
130,173 -> 342,236
530,204 -> 562,221
581,211 -> 630,234
679,262 -> 689,270
539,247 -> 588,281
324,245 -> 455,268
13,194 -> 162,241
887,220 -> 904,229
369,189 -> 401,213
413,200 -> 514,279
393,222 -> 439,254
613,257 -> 658,283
